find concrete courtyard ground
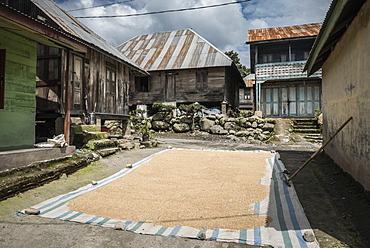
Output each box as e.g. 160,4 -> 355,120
0,119 -> 369,248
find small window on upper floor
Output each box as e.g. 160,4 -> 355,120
262,54 -> 273,63
135,76 -> 149,92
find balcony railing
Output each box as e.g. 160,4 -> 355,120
256,61 -> 321,80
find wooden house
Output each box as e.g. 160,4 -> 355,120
117,29 -> 245,113
0,0 -> 146,150
239,74 -> 255,111
305,0 -> 369,191
247,24 -> 322,118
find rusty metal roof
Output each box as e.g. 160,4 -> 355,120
117,29 -> 233,71
247,23 -> 322,43
28,0 -> 145,72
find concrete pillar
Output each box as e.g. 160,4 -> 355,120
221,101 -> 228,116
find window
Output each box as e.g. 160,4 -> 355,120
106,65 -> 116,94
196,70 -> 208,90
239,88 -> 251,101
0,49 -> 5,109
135,76 -> 149,92
262,54 -> 273,63
303,51 -> 310,60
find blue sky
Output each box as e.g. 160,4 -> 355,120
55,0 -> 332,67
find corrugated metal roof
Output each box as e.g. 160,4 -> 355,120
247,23 -> 322,43
117,29 -> 233,71
29,0 -> 145,73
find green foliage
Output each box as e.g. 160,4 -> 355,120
178,103 -> 206,131
179,103 -> 206,116
224,50 -> 250,78
315,109 -> 322,117
138,119 -> 154,138
239,111 -> 254,118
152,102 -> 176,113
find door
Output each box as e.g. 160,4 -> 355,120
165,74 -> 176,101
106,66 -> 116,113
262,88 -> 279,117
72,55 -> 83,110
262,84 -> 321,117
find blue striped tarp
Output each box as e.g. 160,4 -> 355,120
31,148 -> 319,247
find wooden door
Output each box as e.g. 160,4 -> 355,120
72,55 -> 83,109
262,88 -> 279,117
165,74 -> 176,101
106,66 -> 116,113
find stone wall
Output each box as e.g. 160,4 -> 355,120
145,112 -> 275,142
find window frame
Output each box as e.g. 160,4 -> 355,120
106,64 -> 116,95
196,69 -> 208,90
135,76 -> 150,92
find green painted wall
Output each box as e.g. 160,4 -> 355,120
0,29 -> 37,149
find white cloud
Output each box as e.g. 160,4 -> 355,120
55,0 -> 332,67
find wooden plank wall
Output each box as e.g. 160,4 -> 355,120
84,49 -> 130,116
130,67 -> 227,106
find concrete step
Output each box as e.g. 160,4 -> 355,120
294,128 -> 322,133
293,125 -> 319,129
304,135 -> 323,140
293,119 -> 317,125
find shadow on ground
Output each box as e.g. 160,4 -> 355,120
278,150 -> 370,248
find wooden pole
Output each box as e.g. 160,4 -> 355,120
284,116 -> 353,185
63,50 -> 71,145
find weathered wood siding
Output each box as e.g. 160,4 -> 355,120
84,49 -> 130,116
130,67 -> 228,106
0,30 -> 37,149
36,46 -> 131,118
225,67 -> 240,108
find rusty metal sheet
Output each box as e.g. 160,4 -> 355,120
29,0 -> 144,72
247,23 -> 322,43
118,28 -> 232,71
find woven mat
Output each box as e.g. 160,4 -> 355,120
31,148 -> 319,247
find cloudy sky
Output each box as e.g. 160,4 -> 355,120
54,0 -> 332,67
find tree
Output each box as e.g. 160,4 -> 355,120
224,50 -> 250,78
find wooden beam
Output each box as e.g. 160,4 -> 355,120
64,50 -> 71,144
0,5 -> 87,53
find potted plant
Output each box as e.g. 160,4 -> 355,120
139,119 -> 153,141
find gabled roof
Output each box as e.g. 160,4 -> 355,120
305,0 -> 366,75
247,23 -> 322,43
117,29 -> 233,71
0,0 -> 146,73
244,74 -> 255,87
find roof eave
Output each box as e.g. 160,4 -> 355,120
305,0 -> 366,76
246,35 -> 317,45
305,0 -> 345,75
